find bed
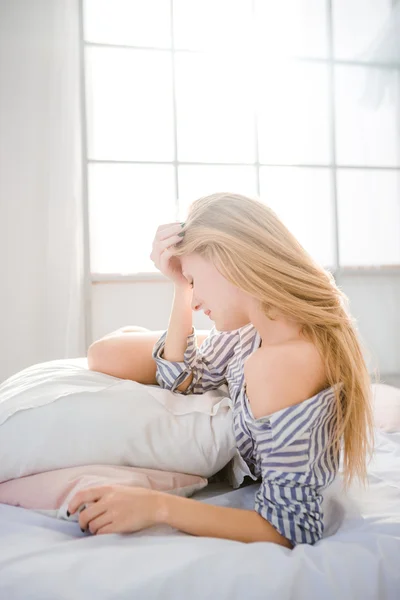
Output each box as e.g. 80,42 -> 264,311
1,427 -> 399,599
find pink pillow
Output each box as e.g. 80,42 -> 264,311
371,383 -> 400,432
0,465 -> 208,521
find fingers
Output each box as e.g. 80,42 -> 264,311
157,235 -> 183,253
67,485 -> 109,515
150,222 -> 186,283
158,248 -> 173,272
96,524 -> 114,535
150,228 -> 183,265
82,507 -> 111,535
157,223 -> 183,240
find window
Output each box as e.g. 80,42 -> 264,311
81,0 -> 400,276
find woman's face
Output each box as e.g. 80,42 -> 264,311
180,253 -> 251,331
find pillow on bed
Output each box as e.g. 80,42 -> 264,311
0,358 -> 238,483
371,383 -> 400,432
0,465 -> 207,521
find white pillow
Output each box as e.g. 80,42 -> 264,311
0,358 -> 239,483
371,383 -> 400,432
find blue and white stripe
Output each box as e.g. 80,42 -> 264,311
152,323 -> 340,546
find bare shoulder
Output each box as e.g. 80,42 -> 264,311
243,341 -> 327,420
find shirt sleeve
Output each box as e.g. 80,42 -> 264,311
151,325 -> 239,394
248,388 -> 339,546
254,471 -> 324,546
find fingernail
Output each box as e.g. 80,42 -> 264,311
81,527 -> 85,533
178,231 -> 185,237
66,510 -> 70,517
180,222 -> 185,228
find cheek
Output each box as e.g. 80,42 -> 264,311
214,283 -> 241,308
225,280 -> 241,299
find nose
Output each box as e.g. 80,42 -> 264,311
191,295 -> 202,311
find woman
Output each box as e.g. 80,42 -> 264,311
68,193 -> 374,549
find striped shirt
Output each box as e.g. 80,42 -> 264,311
152,322 -> 340,546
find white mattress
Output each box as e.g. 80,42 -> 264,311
1,429 -> 399,600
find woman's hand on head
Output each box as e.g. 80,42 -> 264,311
150,222 -> 189,288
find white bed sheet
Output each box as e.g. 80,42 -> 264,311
0,430 -> 399,600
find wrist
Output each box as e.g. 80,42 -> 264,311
153,491 -> 171,525
174,282 -> 192,296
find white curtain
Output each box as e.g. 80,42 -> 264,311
0,0 -> 88,384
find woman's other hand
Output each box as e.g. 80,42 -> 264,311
67,485 -> 166,535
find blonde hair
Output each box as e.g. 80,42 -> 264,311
171,192 -> 375,488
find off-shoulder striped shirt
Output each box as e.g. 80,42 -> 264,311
152,322 -> 340,546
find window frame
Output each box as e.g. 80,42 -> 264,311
79,0 -> 400,281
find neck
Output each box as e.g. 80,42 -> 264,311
247,302 -> 303,347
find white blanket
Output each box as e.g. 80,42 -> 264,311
0,429 -> 399,600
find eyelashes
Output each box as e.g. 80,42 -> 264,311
183,273 -> 194,288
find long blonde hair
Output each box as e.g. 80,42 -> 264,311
171,192 -> 375,487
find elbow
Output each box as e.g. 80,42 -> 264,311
86,341 -> 123,378
87,340 -> 120,376
87,341 -> 105,373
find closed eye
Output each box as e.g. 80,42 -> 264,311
182,271 -> 194,288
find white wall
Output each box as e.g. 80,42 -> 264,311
91,279 -> 211,337
336,273 -> 400,386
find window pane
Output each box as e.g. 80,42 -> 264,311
86,47 -> 174,161
335,65 -> 400,167
89,164 -> 176,273
257,62 -> 331,165
177,166 -> 258,219
175,53 -> 256,163
337,169 -> 400,267
333,0 -> 393,61
259,167 -> 335,267
83,0 -> 171,48
255,0 -> 328,59
173,0 -> 253,52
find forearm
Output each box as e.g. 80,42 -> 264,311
156,493 -> 293,548
161,285 -> 194,392
164,285 -> 194,361
87,330 -> 163,384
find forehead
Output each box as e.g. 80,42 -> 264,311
181,253 -> 213,275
